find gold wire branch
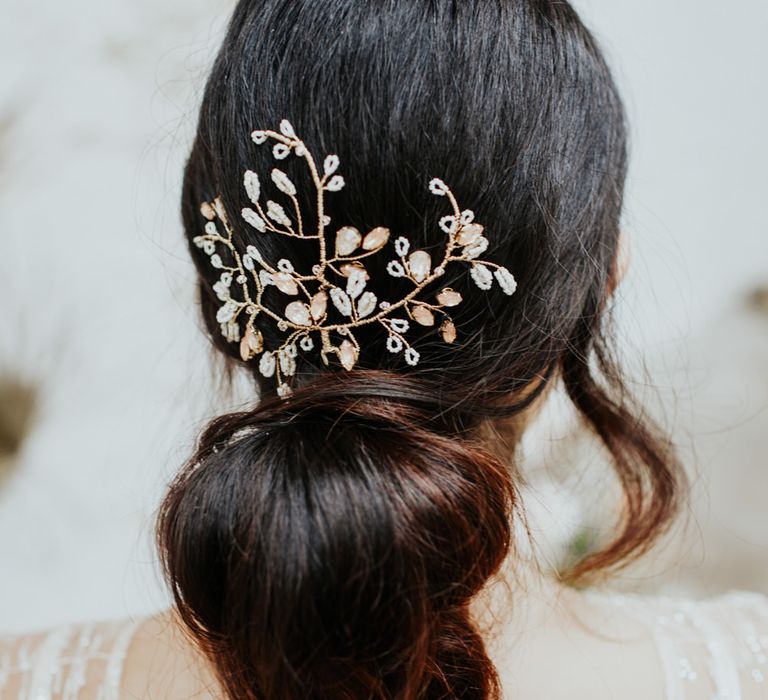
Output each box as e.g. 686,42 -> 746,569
193,119 -> 518,398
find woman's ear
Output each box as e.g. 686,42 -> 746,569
608,230 -> 630,296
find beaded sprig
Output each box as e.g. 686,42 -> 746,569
194,119 -> 517,398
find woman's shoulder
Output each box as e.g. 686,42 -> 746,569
582,586 -> 768,698
586,585 -> 768,636
0,616 -> 142,699
0,609 -> 219,699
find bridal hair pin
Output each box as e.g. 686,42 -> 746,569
194,119 -> 517,398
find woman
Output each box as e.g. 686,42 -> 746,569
2,0 -> 767,698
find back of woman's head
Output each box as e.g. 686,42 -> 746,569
158,1 -> 683,698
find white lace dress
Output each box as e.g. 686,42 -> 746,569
590,590 -> 768,700
0,619 -> 140,699
1,591 -> 767,699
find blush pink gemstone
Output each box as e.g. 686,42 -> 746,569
440,319 -> 457,343
339,339 -> 358,370
310,290 -> 328,320
362,226 -> 391,251
457,223 -> 484,246
335,226 -> 362,256
274,273 -> 299,295
411,305 -> 435,326
340,263 -> 369,280
408,250 -> 432,283
285,301 -> 311,327
239,327 -> 263,361
436,288 -> 463,307
200,202 -> 216,220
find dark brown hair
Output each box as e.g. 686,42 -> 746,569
157,1 -> 684,698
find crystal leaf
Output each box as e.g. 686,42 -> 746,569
404,347 -> 420,365
216,300 -> 238,323
271,169 -> 297,196
242,207 -> 267,232
357,291 -> 377,318
464,236 -> 489,259
244,170 -> 261,204
259,352 -> 276,377
330,287 -> 352,316
394,237 -> 411,257
246,245 -> 263,262
213,280 -> 230,301
213,197 -> 228,224
326,175 -> 345,192
310,291 -> 328,320
221,320 -> 240,343
411,305 -> 435,326
339,339 -> 358,371
440,319 -> 457,343
428,178 -> 448,196
346,267 -> 367,299
240,327 -> 263,361
470,263 -> 493,290
408,250 -> 431,283
439,216 -> 457,234
274,273 -> 299,295
279,119 -> 296,138
273,143 -> 290,160
279,349 -> 297,375
335,226 -> 361,256
436,288 -> 463,307
324,155 -> 340,176
362,226 -> 390,251
457,223 -> 484,246
341,262 -> 369,280
200,202 -> 216,220
494,267 -> 518,295
285,301 -> 311,326
267,200 -> 290,226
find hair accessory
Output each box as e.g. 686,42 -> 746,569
194,119 -> 517,397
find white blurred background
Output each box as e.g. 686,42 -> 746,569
0,0 -> 766,633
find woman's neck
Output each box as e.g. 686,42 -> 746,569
470,548 -> 577,654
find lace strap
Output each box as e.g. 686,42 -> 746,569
589,588 -> 768,700
677,599 -> 742,700
100,620 -> 141,700
0,618 -> 141,700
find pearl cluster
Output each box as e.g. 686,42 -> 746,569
194,119 -> 518,398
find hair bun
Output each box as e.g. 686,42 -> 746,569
158,369 -> 516,698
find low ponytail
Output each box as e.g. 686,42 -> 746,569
157,371 -> 517,699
